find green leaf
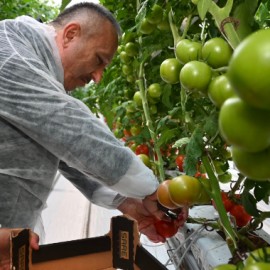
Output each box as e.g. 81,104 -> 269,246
173,137 -> 190,148
242,191 -> 260,217
197,0 -> 212,20
60,0 -> 72,11
156,128 -> 179,147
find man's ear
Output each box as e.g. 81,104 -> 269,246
62,22 -> 81,47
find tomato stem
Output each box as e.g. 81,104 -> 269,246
207,0 -> 241,49
202,155 -> 239,253
136,60 -> 165,182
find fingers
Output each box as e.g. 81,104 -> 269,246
30,231 -> 40,250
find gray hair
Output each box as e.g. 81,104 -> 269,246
50,2 -> 121,37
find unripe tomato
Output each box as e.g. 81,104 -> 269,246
218,172 -> 232,184
219,97 -> 270,152
119,51 -> 132,64
160,58 -> 182,84
139,18 -> 156,35
148,83 -> 162,98
168,175 -> 201,206
231,145 -> 270,181
149,104 -> 158,114
207,74 -> 236,108
180,60 -> 212,93
147,4 -> 163,25
228,28 -> 270,110
245,247 -> 270,265
122,64 -> 133,75
137,153 -> 151,167
133,91 -> 143,107
157,180 -> 179,209
202,37 -> 233,68
130,125 -> 141,136
125,42 -> 139,57
243,263 -> 270,270
213,264 -> 236,270
157,18 -> 170,31
175,39 -> 202,64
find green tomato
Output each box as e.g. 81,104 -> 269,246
125,42 -> 139,57
160,58 -> 182,84
243,263 -> 270,270
122,64 -> 133,75
219,97 -> 270,152
212,264 -> 236,270
218,172 -> 232,184
231,145 -> 270,181
119,51 -> 132,64
147,4 -> 163,25
175,39 -> 202,64
130,125 -> 141,136
202,37 -> 233,68
157,18 -> 170,31
228,28 -> 270,110
133,91 -> 143,107
208,74 -> 236,108
139,18 -> 156,35
148,83 -> 162,98
245,247 -> 270,265
168,175 -> 201,206
137,154 -> 151,167
180,60 -> 212,93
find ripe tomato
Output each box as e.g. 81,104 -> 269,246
231,145 -> 270,181
212,191 -> 234,212
212,264 -> 236,270
207,74 -> 236,108
202,37 -> 233,68
228,29 -> 270,110
139,18 -> 156,35
168,175 -> 201,206
219,97 -> 270,153
148,83 -> 162,98
146,4 -> 163,25
154,219 -> 179,238
180,60 -> 212,93
133,91 -> 143,107
135,144 -> 149,156
175,154 -> 185,171
229,204 -> 252,227
125,42 -> 139,57
157,180 -> 179,209
160,58 -> 183,84
137,154 -> 151,168
175,39 -> 202,64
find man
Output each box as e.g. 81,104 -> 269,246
0,2 -> 187,268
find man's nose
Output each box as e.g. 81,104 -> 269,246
91,68 -> 104,84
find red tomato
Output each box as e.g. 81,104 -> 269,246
175,154 -> 185,171
154,219 -> 179,238
135,144 -> 149,156
229,204 -> 252,227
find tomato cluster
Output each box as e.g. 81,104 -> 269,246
157,175 -> 211,209
213,192 -> 252,227
219,29 -> 270,181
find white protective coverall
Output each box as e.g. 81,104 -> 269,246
0,16 -> 159,230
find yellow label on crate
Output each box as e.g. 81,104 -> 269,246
119,230 -> 129,259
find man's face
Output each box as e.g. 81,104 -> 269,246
60,21 -> 118,91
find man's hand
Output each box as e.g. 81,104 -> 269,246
0,228 -> 39,270
117,194 -> 189,243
